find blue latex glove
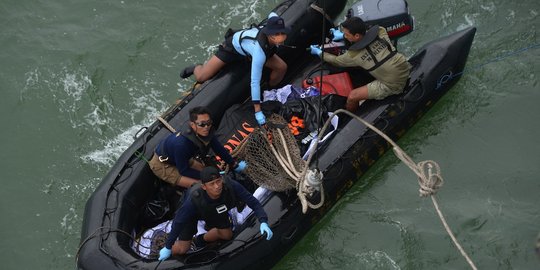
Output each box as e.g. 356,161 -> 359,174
234,160 -> 247,172
255,111 -> 266,126
158,247 -> 171,261
260,222 -> 273,240
309,45 -> 322,56
330,27 -> 344,41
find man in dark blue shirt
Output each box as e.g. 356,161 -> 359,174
158,166 -> 273,260
148,106 -> 246,188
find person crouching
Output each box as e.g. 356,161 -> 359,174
158,166 -> 273,260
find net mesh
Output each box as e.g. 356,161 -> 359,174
232,114 -> 307,191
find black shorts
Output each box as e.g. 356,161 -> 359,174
215,37 -> 246,64
205,213 -> 233,230
178,221 -> 198,241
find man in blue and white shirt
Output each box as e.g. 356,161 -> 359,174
180,13 -> 290,126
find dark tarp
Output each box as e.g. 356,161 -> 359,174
215,94 -> 347,155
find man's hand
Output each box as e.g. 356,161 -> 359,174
260,222 -> 273,240
345,98 -> 360,112
255,111 -> 266,126
158,247 -> 172,261
330,27 -> 344,41
309,45 -> 322,56
234,160 -> 247,172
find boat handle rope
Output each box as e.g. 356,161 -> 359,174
75,226 -> 154,266
300,108 -> 478,270
309,3 -> 333,23
157,116 -> 177,133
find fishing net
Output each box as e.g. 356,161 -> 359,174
232,114 -> 307,191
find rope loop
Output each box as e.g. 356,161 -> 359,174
302,109 -> 477,269
417,160 -> 444,197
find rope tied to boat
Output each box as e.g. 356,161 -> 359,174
416,160 -> 444,197
304,109 -> 477,270
392,146 -> 444,197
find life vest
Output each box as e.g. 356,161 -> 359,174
235,27 -> 277,60
349,26 -> 397,72
189,178 -> 238,225
182,130 -> 210,158
157,128 -> 215,166
181,129 -> 219,166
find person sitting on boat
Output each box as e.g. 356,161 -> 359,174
149,106 -> 247,189
179,12 -> 290,126
158,166 -> 273,260
309,16 -> 411,112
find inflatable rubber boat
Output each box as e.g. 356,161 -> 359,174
77,0 -> 476,269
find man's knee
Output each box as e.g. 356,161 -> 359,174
267,55 -> 287,72
172,241 -> 191,255
277,61 -> 287,72
273,59 -> 287,75
269,61 -> 287,86
218,228 -> 233,240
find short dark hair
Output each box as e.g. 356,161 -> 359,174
341,17 -> 367,36
189,106 -> 212,122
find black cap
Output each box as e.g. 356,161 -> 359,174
261,16 -> 291,35
200,166 -> 221,184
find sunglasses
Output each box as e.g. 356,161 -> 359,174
194,120 -> 213,128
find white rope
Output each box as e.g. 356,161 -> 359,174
267,137 -> 300,180
251,123 -> 322,213
304,181 -> 325,208
275,128 -> 303,178
302,109 -> 477,270
157,116 -> 176,133
260,128 -> 302,181
431,195 -> 478,270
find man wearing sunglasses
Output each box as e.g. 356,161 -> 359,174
159,166 -> 272,260
149,106 -> 246,189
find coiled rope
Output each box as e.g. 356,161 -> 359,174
247,123 -> 324,213
298,108 -> 478,270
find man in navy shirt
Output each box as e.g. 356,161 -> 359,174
158,166 -> 273,260
148,106 -> 246,188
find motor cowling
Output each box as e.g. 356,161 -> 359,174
347,0 -> 414,41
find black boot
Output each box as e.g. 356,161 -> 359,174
190,233 -> 207,251
180,64 -> 197,79
194,234 -> 207,247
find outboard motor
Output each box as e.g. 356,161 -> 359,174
347,0 -> 414,46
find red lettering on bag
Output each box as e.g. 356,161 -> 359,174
242,122 -> 255,133
223,121 -> 255,153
